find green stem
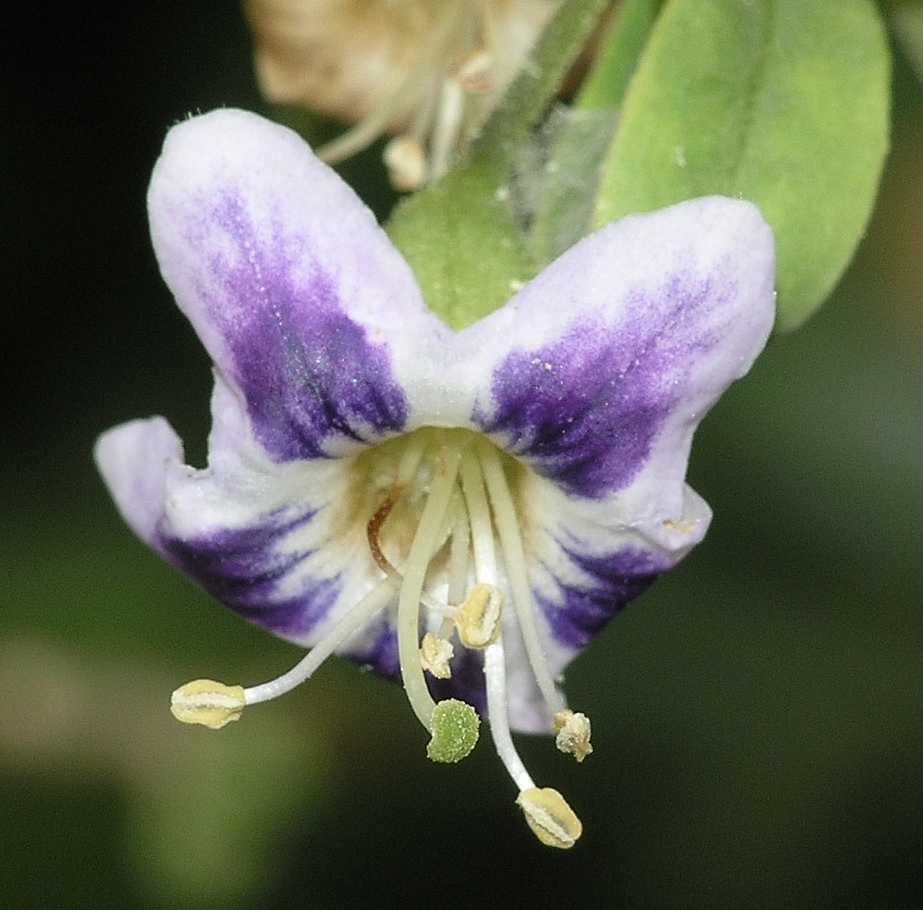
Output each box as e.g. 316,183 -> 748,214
469,0 -> 609,179
577,0 -> 663,111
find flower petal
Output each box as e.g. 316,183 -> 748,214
147,108 -> 450,462
94,416 -> 183,551
472,466 -> 707,731
456,197 -> 773,710
467,196 -> 775,523
96,375 -> 387,644
524,464 -> 708,647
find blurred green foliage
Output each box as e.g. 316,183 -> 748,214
3,3 -> 921,909
596,0 -> 891,331
890,0 -> 923,80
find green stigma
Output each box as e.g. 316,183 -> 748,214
426,699 -> 480,763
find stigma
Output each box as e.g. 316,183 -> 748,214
170,427 -> 589,847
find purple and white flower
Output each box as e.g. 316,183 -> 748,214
96,109 -> 774,847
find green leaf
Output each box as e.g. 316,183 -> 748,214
595,0 -> 891,331
386,0 -> 607,330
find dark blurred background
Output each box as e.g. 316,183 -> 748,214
3,4 -> 922,909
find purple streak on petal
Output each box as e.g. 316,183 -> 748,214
477,276 -> 724,498
160,509 -> 340,637
428,648 -> 488,718
358,622 -> 401,679
199,193 -> 407,461
536,548 -> 667,649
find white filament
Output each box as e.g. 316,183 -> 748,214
460,449 -> 497,584
396,444 -> 463,729
460,446 -> 537,793
484,637 -> 535,792
477,441 -> 566,716
244,577 -> 395,705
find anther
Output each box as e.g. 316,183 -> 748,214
454,49 -> 495,94
553,710 -> 594,763
170,679 -> 245,730
455,583 -> 504,649
420,632 -> 453,679
516,787 -> 583,849
383,135 -> 428,191
426,698 -> 480,763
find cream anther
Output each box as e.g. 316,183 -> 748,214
455,583 -> 504,649
553,710 -> 594,763
455,49 -> 495,93
516,787 -> 583,849
170,679 -> 245,730
420,632 -> 454,679
383,135 -> 428,191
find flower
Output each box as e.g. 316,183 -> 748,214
243,0 -> 559,187
95,109 -> 775,846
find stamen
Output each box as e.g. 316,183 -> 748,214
244,578 -> 396,706
447,501 -> 472,605
316,4 -> 463,166
477,441 -> 566,718
484,638 -> 583,849
553,710 -> 594,763
433,501 -> 471,642
409,78 -> 441,144
420,632 -> 454,679
455,583 -> 504,649
396,432 -> 428,487
316,87 -> 412,165
429,78 -> 465,181
460,449 -> 497,583
383,60 -> 438,192
473,0 -> 497,60
315,2 -> 467,174
434,487 -> 464,559
454,49 -> 495,94
397,444 -> 463,730
383,135 -> 427,191
484,638 -> 534,791
516,788 -> 583,849
170,679 -> 245,730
